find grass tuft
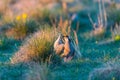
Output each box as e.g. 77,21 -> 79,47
5,17 -> 39,40
11,26 -> 57,64
89,62 -> 120,80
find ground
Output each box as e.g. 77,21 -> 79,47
0,0 -> 120,80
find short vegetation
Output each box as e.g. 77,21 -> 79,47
0,0 -> 120,80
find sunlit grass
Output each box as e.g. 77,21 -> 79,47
0,0 -> 120,80
111,24 -> 120,42
5,14 -> 39,40
11,26 -> 57,64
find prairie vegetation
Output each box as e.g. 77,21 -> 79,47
0,0 -> 120,80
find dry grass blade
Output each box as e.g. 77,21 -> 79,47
73,30 -> 81,58
88,0 -> 107,36
73,30 -> 78,45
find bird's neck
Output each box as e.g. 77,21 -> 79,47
64,38 -> 69,42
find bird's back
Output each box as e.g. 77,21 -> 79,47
63,36 -> 75,57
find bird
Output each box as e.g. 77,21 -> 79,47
61,36 -> 75,62
54,34 -> 64,55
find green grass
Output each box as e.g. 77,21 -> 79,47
5,18 -> 39,40
0,26 -> 120,80
0,1 -> 120,80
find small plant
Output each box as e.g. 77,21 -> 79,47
89,62 -> 120,80
88,0 -> 107,36
30,9 -> 51,24
0,37 -> 17,50
58,17 -> 71,36
21,62 -> 54,80
0,1 -> 9,17
107,7 -> 120,25
0,62 -> 54,80
111,24 -> 120,42
93,23 -> 120,45
5,13 -> 39,40
0,38 -> 7,50
11,26 -> 56,64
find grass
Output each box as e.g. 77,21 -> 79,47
107,7 -> 120,25
0,62 -> 53,80
11,26 -> 56,64
0,36 -> 21,51
0,0 -> 120,80
30,9 -> 51,23
89,62 -> 120,80
5,15 -> 39,40
111,24 -> 120,41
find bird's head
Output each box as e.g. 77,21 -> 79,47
62,35 -> 71,42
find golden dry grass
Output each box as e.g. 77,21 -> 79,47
11,26 -> 56,64
5,14 -> 39,40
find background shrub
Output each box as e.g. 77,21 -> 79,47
5,17 -> 39,40
89,62 -> 120,80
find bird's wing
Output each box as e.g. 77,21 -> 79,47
54,44 -> 64,55
63,41 -> 70,56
